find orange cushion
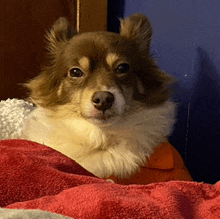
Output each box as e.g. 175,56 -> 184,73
106,141 -> 193,185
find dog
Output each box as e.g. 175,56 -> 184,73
21,14 -> 177,179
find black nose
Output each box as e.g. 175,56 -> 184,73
92,91 -> 115,111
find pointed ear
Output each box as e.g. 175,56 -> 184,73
120,14 -> 152,53
46,17 -> 77,56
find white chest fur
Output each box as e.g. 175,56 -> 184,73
21,101 -> 176,178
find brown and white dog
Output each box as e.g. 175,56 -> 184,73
21,14 -> 176,179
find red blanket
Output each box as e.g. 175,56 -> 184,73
1,139 -> 220,219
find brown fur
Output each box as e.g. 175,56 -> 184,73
24,14 -> 175,109
21,14 -> 177,178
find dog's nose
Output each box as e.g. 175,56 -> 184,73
92,91 -> 115,111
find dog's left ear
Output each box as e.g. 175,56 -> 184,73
46,17 -> 77,57
120,14 -> 152,54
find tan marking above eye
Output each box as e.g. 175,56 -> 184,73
57,82 -> 63,96
106,53 -> 119,67
137,78 -> 145,94
78,56 -> 90,70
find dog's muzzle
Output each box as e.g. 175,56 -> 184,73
91,91 -> 115,112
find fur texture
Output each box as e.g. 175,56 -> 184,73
22,14 -> 177,178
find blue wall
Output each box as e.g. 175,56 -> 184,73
111,0 -> 220,183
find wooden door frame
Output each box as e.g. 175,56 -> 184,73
77,0 -> 108,32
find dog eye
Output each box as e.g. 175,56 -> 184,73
116,63 -> 130,74
69,68 -> 84,78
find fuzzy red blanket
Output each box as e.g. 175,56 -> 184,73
1,139 -> 220,219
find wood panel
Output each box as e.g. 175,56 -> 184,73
0,0 -> 108,100
77,0 -> 107,32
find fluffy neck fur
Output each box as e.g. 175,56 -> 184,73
22,100 -> 176,178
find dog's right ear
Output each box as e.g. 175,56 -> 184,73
46,17 -> 77,56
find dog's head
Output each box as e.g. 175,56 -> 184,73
25,14 -> 175,126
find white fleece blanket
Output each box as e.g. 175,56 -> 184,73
0,208 -> 72,219
0,98 -> 35,140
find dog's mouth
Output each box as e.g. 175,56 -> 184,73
83,111 -> 119,126
94,113 -> 111,121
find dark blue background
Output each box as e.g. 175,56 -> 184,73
108,0 -> 220,184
